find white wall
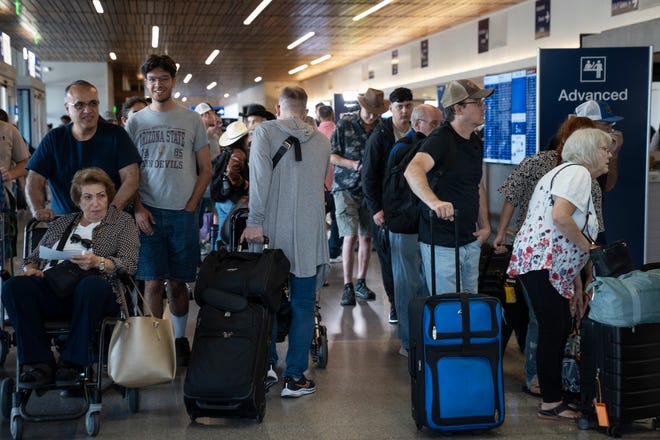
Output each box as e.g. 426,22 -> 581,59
41,61 -> 113,126
302,0 -> 660,102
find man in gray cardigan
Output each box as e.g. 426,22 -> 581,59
242,86 -> 330,398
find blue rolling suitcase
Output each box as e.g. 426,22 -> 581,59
409,210 -> 505,432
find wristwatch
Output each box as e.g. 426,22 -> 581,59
98,257 -> 106,272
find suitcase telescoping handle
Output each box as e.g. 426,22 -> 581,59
429,208 -> 460,295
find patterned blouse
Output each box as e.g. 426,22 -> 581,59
23,206 -> 140,303
507,163 -> 599,298
498,150 -> 604,232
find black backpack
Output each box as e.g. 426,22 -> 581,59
382,136 -> 424,234
210,147 -> 234,202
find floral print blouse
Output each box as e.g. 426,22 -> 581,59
507,163 -> 599,298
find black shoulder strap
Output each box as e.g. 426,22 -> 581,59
49,217 -> 78,266
272,136 -> 301,169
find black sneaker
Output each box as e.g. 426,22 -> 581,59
388,304 -> 398,324
340,283 -> 356,306
354,279 -> 376,301
281,375 -> 316,398
175,337 -> 191,368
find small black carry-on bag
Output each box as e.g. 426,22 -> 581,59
183,238 -> 290,422
409,210 -> 505,432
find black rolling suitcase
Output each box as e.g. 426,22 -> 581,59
409,211 -> 505,432
578,317 -> 660,436
184,238 -> 290,422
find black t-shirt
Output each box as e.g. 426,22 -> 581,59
417,122 -> 483,247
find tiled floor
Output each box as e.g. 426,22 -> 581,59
1,233 -> 660,439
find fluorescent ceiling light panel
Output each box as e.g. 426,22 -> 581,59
151,26 -> 159,48
92,0 -> 104,14
244,0 -> 272,25
206,82 -> 217,90
310,54 -> 331,65
109,52 -> 117,60
174,92 -> 181,98
254,76 -> 262,82
353,0 -> 393,21
183,73 -> 192,83
175,63 -> 180,71
288,64 -> 308,75
205,49 -> 220,65
287,32 -> 315,50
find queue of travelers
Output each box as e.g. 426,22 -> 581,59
0,52 -> 631,419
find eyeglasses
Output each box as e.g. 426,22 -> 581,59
146,75 -> 172,84
418,119 -> 442,129
461,99 -> 485,107
66,100 -> 99,111
70,234 -> 93,249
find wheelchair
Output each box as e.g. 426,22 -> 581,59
0,218 -> 140,439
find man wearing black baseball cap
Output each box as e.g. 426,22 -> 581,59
405,79 -> 493,296
361,87 -> 414,324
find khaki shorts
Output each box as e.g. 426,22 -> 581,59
333,191 -> 372,238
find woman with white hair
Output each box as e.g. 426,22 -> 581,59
507,128 -> 612,422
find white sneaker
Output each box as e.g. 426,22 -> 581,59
265,364 -> 278,391
398,346 -> 409,358
329,256 -> 342,263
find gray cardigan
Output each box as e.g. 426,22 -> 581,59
247,117 -> 330,277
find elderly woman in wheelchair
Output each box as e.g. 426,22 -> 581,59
1,167 -> 139,388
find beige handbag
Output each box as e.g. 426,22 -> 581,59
107,285 -> 176,388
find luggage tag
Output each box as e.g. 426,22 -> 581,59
504,281 -> 516,303
595,370 -> 610,427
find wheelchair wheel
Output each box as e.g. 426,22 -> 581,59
316,326 -> 328,369
10,413 -> 23,440
85,411 -> 100,437
1,377 -> 14,419
126,388 -> 139,414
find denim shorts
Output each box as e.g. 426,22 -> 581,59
333,191 -> 371,238
136,205 -> 199,282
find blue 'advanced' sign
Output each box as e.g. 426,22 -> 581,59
538,47 -> 652,267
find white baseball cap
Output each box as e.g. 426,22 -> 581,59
194,102 -> 213,115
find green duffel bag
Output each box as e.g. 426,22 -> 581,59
587,269 -> 660,327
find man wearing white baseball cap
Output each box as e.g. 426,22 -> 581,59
195,102 -> 221,161
405,79 -> 493,295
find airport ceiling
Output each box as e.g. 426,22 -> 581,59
0,0 -> 526,100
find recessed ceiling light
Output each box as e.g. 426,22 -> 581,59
206,82 -> 217,90
254,76 -> 262,83
92,0 -> 104,14
109,52 -> 117,61
353,0 -> 393,22
310,54 -> 331,65
175,63 -> 180,71
183,73 -> 192,83
174,92 -> 181,99
151,26 -> 159,48
287,32 -> 315,50
288,64 -> 308,75
244,0 -> 272,25
205,49 -> 220,65
223,93 -> 229,98
182,97 -> 187,102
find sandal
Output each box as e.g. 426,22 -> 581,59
523,384 -> 542,397
19,363 -> 55,389
55,361 -> 84,383
537,402 -> 580,422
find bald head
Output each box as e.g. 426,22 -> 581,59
411,104 -> 443,136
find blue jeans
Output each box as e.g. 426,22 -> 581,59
520,281 -> 539,386
2,274 -> 119,366
420,239 -> 481,294
390,231 -> 428,349
215,200 -> 235,233
271,274 -> 317,379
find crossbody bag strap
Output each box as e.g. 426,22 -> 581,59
48,217 -> 78,266
272,136 -> 301,169
549,163 -> 595,242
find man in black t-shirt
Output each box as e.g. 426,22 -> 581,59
404,79 -> 493,294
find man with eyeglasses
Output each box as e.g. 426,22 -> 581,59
361,87 -> 414,324
125,54 -> 212,368
383,104 -> 443,356
26,80 -> 141,219
405,79 -> 493,296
